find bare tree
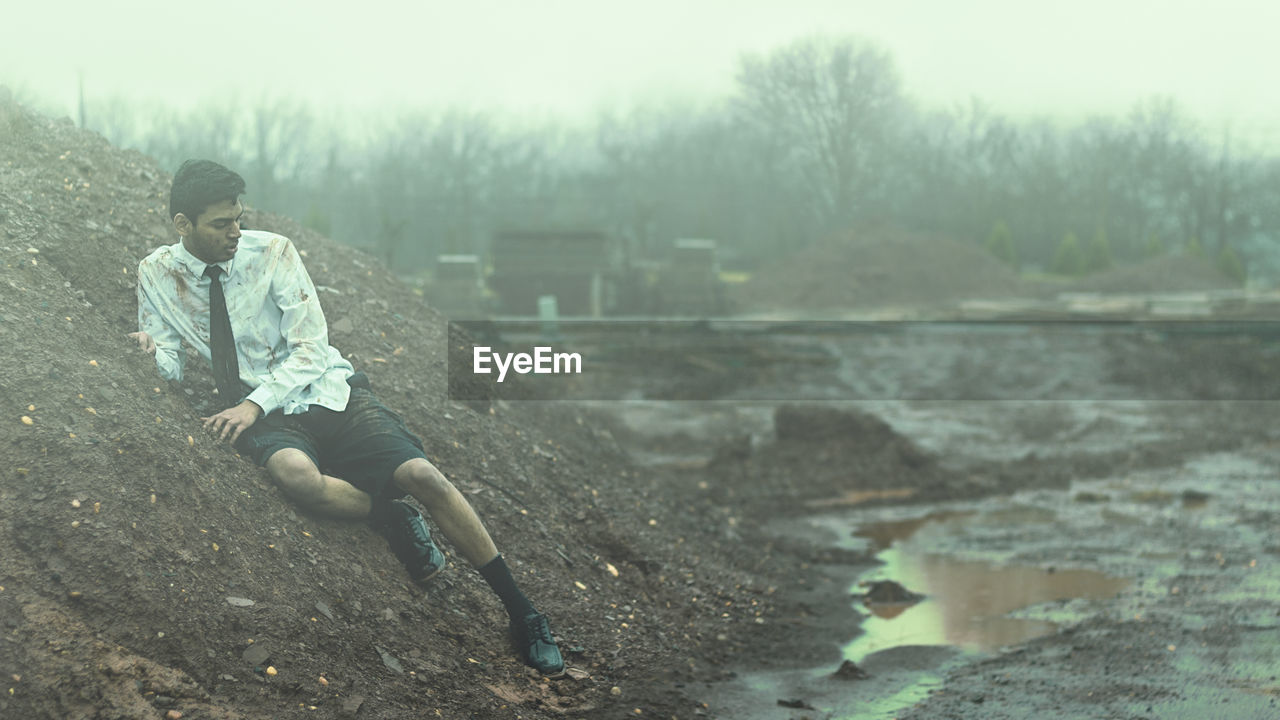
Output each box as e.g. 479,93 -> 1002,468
1125,97 -> 1204,250
733,35 -> 905,235
248,95 -> 315,211
143,101 -> 245,176
85,94 -> 145,151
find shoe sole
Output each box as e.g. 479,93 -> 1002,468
410,559 -> 446,586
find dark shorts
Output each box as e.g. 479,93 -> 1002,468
233,372 -> 426,502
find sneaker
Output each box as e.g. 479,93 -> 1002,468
381,499 -> 446,584
511,611 -> 565,677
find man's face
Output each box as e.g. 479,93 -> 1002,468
182,199 -> 243,264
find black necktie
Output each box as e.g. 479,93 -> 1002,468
204,265 -> 242,407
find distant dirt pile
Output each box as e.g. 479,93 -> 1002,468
736,228 -> 1028,313
701,404 -> 956,513
1062,253 -> 1238,294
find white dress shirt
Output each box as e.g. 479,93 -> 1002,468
136,230 -> 354,415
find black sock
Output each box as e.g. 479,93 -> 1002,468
478,554 -> 536,622
368,495 -> 401,531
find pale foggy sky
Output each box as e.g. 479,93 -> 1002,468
5,0 -> 1278,148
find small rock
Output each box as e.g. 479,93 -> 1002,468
374,644 -> 404,674
861,580 -> 923,604
226,596 -> 255,607
831,660 -> 869,680
1181,489 -> 1211,504
315,601 -> 335,621
242,643 -> 270,666
165,711 -> 183,720
341,695 -> 365,717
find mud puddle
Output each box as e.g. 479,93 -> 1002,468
845,510 -> 1130,662
705,447 -> 1280,719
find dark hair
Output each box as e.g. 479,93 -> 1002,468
169,159 -> 246,224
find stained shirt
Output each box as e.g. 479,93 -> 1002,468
136,230 -> 354,416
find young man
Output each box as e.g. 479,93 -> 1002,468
127,159 -> 563,677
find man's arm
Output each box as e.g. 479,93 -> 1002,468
243,237 -> 334,416
134,264 -> 186,381
133,258 -> 258,445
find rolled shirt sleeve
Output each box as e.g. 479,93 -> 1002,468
244,238 -> 332,415
137,263 -> 186,381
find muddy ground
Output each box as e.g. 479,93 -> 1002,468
3,93 -> 1279,720
590,320 -> 1280,719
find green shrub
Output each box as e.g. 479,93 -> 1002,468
1051,231 -> 1085,276
984,220 -> 1018,269
1085,227 -> 1112,273
1216,245 -> 1246,285
1144,232 -> 1165,259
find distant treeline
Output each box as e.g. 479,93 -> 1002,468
74,35 -> 1280,280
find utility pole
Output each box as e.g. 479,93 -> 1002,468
77,69 -> 86,128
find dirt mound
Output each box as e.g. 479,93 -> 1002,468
735,228 -> 1028,312
697,404 -> 954,515
775,404 -> 900,446
0,92 -> 799,720
1062,254 -> 1238,294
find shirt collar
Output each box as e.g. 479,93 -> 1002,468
173,240 -> 234,279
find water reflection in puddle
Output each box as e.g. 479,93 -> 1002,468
845,511 -> 1130,662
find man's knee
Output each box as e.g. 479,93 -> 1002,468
394,460 -> 453,504
265,449 -> 324,502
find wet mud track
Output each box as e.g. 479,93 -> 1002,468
597,321 -> 1280,719
685,403 -> 1280,719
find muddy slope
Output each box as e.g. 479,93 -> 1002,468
0,93 -> 898,720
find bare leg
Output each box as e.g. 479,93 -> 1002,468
265,448 -> 372,520
393,458 -> 498,567
391,459 -> 561,674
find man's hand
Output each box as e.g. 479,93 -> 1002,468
127,331 -> 155,354
201,400 -> 263,444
